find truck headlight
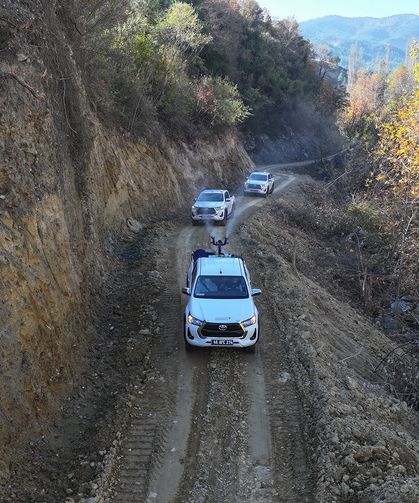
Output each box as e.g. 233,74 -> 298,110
241,315 -> 257,327
214,207 -> 223,211
188,314 -> 204,326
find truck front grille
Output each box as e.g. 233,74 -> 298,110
200,323 -> 245,338
197,207 -> 216,215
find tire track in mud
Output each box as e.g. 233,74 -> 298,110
112,262 -> 182,502
174,351 -> 250,503
258,317 -> 314,503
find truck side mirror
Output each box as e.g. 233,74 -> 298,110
182,287 -> 191,296
251,288 -> 262,296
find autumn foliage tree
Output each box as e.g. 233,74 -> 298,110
341,43 -> 419,305
372,60 -> 419,297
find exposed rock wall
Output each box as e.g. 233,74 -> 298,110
0,0 -> 252,467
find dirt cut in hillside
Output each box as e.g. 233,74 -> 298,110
0,0 -> 253,483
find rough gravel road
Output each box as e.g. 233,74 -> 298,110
110,163 -> 315,503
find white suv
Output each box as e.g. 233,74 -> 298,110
182,249 -> 261,352
244,171 -> 274,197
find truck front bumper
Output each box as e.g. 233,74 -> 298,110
191,209 -> 225,222
185,321 -> 259,349
244,185 -> 268,195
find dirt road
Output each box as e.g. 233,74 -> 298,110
110,165 -> 314,503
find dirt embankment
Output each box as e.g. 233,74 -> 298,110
0,1 -> 252,478
240,180 -> 419,503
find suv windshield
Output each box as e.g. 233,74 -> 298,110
248,174 -> 268,182
198,192 -> 224,202
194,275 -> 249,299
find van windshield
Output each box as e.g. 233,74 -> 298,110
194,276 -> 249,299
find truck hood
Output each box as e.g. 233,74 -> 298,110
189,297 -> 254,323
194,201 -> 224,208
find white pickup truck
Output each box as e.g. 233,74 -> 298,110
182,246 -> 261,353
191,189 -> 235,226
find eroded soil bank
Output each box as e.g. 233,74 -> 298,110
0,0 -> 252,481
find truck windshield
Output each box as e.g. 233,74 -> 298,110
194,276 -> 249,299
248,174 -> 268,181
198,193 -> 224,202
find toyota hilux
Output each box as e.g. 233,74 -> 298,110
182,247 -> 261,352
191,189 -> 235,226
244,171 -> 274,197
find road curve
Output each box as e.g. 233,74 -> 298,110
111,167 -> 313,503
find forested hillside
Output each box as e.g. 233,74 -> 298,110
300,14 -> 419,71
63,0 -> 345,141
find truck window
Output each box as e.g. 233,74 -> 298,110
194,275 -> 249,299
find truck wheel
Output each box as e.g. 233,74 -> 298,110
270,183 -> 275,194
220,211 -> 228,226
185,339 -> 195,352
244,345 -> 256,354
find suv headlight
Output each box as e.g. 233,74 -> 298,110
188,314 -> 204,326
241,315 -> 257,327
214,206 -> 224,211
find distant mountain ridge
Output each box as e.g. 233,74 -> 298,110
299,14 -> 419,70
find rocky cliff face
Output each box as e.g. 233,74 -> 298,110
0,1 -> 252,472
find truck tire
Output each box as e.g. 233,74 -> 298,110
185,339 -> 195,352
220,210 -> 228,226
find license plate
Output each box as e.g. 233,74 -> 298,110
211,339 -> 234,345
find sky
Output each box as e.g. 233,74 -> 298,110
257,0 -> 419,22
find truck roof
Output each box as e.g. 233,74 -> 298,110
197,256 -> 244,276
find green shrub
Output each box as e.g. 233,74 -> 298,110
195,77 -> 250,127
347,200 -> 387,234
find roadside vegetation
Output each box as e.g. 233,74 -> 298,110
339,44 -> 418,316
62,0 -> 345,138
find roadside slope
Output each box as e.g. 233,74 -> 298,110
240,184 -> 419,503
0,1 -> 252,481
